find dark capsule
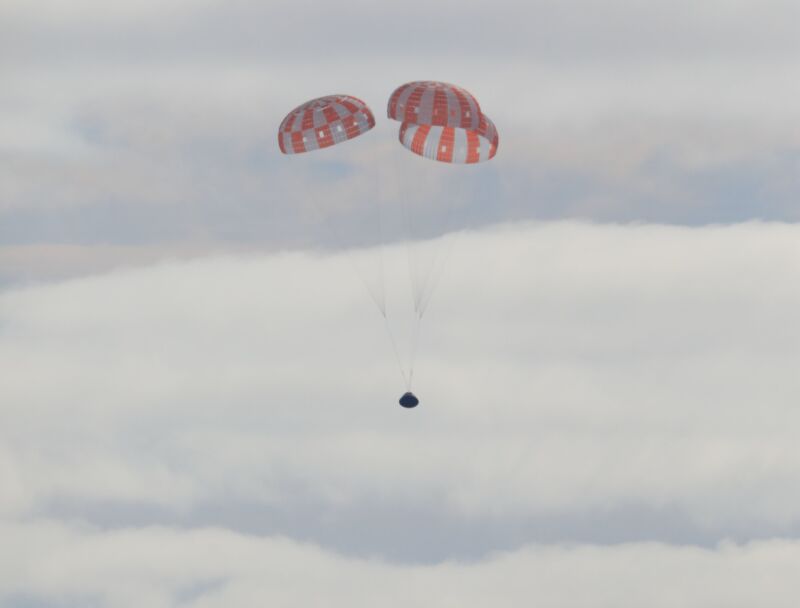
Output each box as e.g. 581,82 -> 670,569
399,392 -> 419,408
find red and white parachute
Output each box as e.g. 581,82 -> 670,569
387,80 -> 499,164
398,113 -> 498,164
387,81 -> 481,130
278,95 -> 375,154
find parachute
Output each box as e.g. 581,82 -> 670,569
388,81 -> 481,129
398,113 -> 498,164
278,95 -> 375,154
279,83 -> 498,409
388,81 -> 498,164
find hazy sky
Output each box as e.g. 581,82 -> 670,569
2,1 -> 800,606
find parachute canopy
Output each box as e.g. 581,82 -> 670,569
387,81 -> 481,130
278,95 -> 375,154
398,113 -> 498,164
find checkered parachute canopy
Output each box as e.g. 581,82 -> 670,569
398,113 -> 498,164
387,81 -> 481,130
278,95 -> 375,155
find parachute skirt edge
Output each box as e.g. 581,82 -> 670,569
398,113 -> 498,164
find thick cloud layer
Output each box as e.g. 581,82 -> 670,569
3,521 -> 800,607
2,222 -> 799,584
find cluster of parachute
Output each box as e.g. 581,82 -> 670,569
278,82 -> 498,407
278,81 -> 498,165
389,81 -> 498,164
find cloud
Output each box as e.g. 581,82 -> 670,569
2,58 -> 798,258
3,0 -> 799,62
2,221 -> 800,567
3,1 -> 798,602
2,520 -> 800,607
2,0 -> 799,255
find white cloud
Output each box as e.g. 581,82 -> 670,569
1,222 -> 799,550
2,520 -> 800,607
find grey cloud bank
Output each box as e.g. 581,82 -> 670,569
4,0 -> 799,62
3,521 -> 800,607
1,0 -> 799,287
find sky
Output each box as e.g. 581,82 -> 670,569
1,0 -> 800,605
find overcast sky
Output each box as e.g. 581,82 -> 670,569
2,0 -> 800,606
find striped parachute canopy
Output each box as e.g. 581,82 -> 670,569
387,81 -> 481,130
399,113 -> 498,164
278,95 -> 375,154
